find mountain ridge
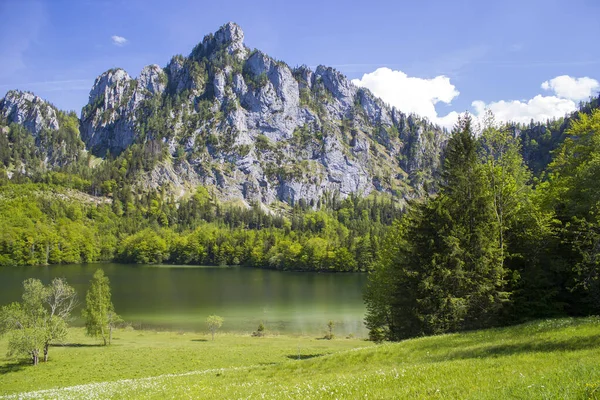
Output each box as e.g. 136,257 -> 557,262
0,22 -> 459,207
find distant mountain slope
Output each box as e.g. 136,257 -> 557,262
515,95 -> 600,176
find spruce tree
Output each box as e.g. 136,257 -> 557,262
365,114 -> 508,340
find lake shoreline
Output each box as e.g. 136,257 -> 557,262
0,262 -> 370,273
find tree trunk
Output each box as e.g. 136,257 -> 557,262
43,343 -> 49,362
32,350 -> 39,366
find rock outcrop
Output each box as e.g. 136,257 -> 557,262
0,90 -> 85,172
0,90 -> 60,135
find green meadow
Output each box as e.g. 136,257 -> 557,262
1,317 -> 599,399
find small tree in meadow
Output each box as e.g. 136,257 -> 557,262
82,270 -> 120,346
325,320 -> 335,340
0,278 -> 77,365
206,315 -> 223,340
42,278 -> 78,361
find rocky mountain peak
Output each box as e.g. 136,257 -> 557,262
191,21 -> 247,60
88,68 -> 132,105
214,22 -> 245,52
0,90 -> 60,136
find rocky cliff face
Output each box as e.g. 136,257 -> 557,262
0,90 -> 60,135
4,22 -> 447,206
0,90 -> 85,171
80,65 -> 168,155
77,22 -> 448,206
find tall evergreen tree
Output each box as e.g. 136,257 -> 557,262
365,114 -> 508,340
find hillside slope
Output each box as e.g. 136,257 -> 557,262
1,318 -> 599,399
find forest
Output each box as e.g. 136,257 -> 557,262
365,108 -> 600,340
0,181 -> 396,272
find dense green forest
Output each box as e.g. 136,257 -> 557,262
365,107 -> 600,341
0,181 -> 397,271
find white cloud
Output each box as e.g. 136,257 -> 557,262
471,96 -> 577,125
472,75 -> 599,125
111,35 -> 128,46
541,75 -> 599,101
351,68 -> 598,129
351,67 -> 460,129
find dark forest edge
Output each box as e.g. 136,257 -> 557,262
365,107 -> 600,341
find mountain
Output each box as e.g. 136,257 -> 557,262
1,22 -> 448,207
0,90 -> 85,175
9,22 -> 595,208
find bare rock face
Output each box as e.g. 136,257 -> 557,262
80,68 -> 136,155
77,22 -> 448,206
314,65 -> 358,119
213,22 -> 247,59
137,64 -> 167,97
80,65 -> 169,155
0,90 -> 60,135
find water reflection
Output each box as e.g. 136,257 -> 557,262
0,264 -> 368,336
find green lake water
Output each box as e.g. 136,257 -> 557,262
0,264 -> 368,337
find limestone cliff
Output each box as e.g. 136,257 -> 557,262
77,22 -> 448,205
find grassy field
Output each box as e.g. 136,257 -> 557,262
1,318 -> 599,399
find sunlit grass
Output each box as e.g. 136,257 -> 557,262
1,317 -> 600,399
0,328 -> 370,395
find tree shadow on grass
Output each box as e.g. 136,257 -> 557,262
0,361 -> 27,375
431,334 -> 600,362
286,353 -> 324,360
53,343 -> 105,348
191,339 -> 208,342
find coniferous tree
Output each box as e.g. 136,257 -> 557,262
365,114 -> 508,340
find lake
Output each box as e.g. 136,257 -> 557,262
0,264 -> 368,337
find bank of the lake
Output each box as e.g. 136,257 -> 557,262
0,263 -> 368,336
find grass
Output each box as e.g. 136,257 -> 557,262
1,318 -> 600,399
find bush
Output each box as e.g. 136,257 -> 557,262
252,322 -> 266,337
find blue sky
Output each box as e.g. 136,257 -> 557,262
1,0 -> 599,127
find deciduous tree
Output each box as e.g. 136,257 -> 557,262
82,269 -> 120,345
206,315 -> 223,340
